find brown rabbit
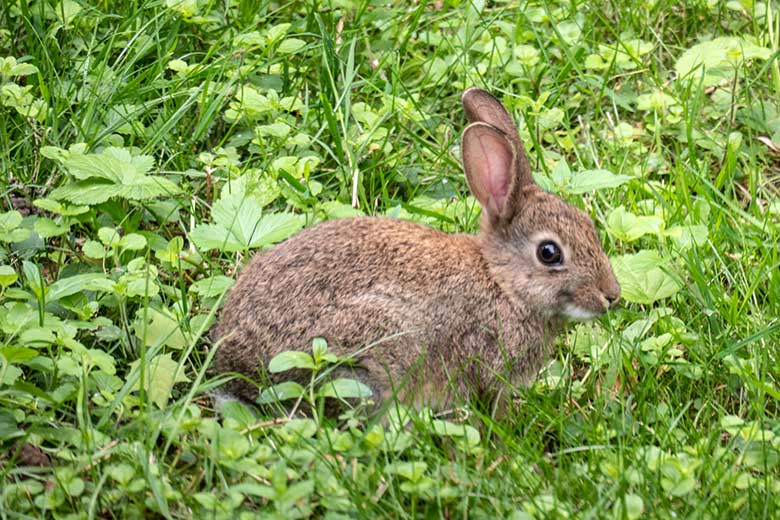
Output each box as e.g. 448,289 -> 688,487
211,88 -> 620,412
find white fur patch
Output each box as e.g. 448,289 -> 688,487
563,304 -> 599,321
211,390 -> 243,410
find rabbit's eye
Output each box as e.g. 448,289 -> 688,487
537,241 -> 563,266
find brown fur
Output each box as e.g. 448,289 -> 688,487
212,88 -> 620,411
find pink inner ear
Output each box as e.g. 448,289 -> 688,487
462,125 -> 515,219
482,139 -> 513,215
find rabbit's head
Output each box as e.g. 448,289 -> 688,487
462,88 -> 620,321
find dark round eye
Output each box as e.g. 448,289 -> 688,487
537,241 -> 563,265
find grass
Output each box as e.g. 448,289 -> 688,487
2,0 -> 780,517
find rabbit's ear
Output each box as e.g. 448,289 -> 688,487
462,122 -> 523,223
462,88 -> 518,135
462,88 -> 534,187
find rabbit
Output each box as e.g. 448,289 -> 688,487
211,87 -> 620,413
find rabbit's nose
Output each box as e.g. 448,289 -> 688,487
601,277 -> 621,309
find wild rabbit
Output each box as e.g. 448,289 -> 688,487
212,88 -> 620,412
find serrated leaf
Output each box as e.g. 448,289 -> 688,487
611,250 -> 682,304
567,169 -> 632,193
63,146 -> 154,182
49,180 -> 125,204
247,212 -> 303,248
51,147 -> 178,204
211,193 -> 264,246
318,378 -> 373,399
194,193 -> 303,252
118,175 -> 180,200
220,171 -> 280,209
190,223 -> 245,252
268,351 -> 314,372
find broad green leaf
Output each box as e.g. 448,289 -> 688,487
133,307 -> 188,349
194,193 -> 303,252
0,211 -> 24,232
318,378 -> 373,399
211,193 -> 264,246
48,273 -> 107,302
320,201 -> 364,219
0,56 -> 38,77
190,223 -> 245,252
247,212 -> 303,248
663,225 -> 708,250
0,228 -> 30,243
268,351 -> 314,372
0,346 -> 38,363
63,146 -> 154,182
311,337 -> 328,361
675,37 -> 771,86
118,233 -> 147,252
128,353 -> 190,409
384,461 -> 427,482
277,38 -> 306,54
155,236 -> 183,264
0,265 -> 18,288
22,261 -> 44,298
117,175 -> 180,200
189,275 -> 235,298
0,409 -> 23,441
611,250 -> 682,304
264,23 -> 291,44
230,483 -> 276,499
0,210 -> 29,242
33,218 -> 70,238
551,158 -> 572,187
82,240 -> 106,259
257,381 -> 305,404
607,206 -> 664,241
568,169 -> 632,194
98,227 -> 121,248
49,180 -> 124,204
219,171 -> 280,208
215,427 -> 250,460
625,494 -> 644,520
255,122 -> 291,138
430,420 -> 480,447
50,147 -> 179,204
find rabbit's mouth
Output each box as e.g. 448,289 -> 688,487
562,303 -> 602,322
